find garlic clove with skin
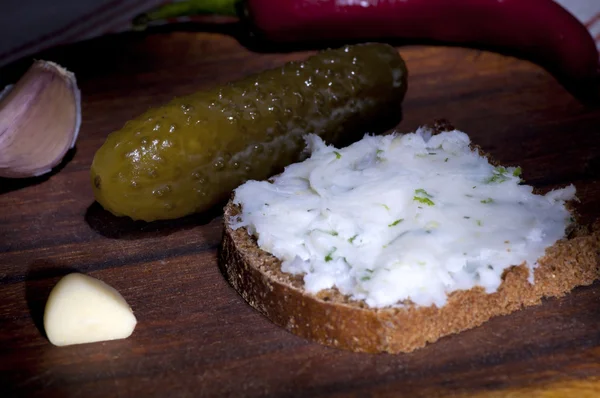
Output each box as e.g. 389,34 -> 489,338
0,60 -> 81,178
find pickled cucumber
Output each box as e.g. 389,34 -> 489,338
91,43 -> 408,222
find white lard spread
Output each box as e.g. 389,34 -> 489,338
230,128 -> 576,308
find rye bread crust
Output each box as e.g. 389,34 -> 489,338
218,121 -> 600,353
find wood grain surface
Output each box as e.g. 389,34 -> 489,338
1,25 -> 599,398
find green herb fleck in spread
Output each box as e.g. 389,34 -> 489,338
311,228 -> 338,236
512,167 -> 522,177
485,166 -> 514,184
388,219 -> 404,227
486,174 -> 509,184
415,188 -> 433,197
361,269 -> 374,281
414,197 -> 435,206
325,247 -> 337,262
348,234 -> 358,244
480,198 -> 494,204
334,151 -> 342,159
414,188 -> 434,206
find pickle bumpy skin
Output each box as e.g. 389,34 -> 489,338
90,43 -> 408,222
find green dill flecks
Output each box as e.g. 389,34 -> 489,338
428,152 -> 437,155
414,197 -> 435,206
348,234 -> 358,243
376,149 -> 384,155
486,174 -> 509,183
380,204 -> 390,211
324,247 -> 337,262
476,219 -> 483,226
512,166 -> 522,177
312,228 -> 338,236
485,166 -> 510,184
414,188 -> 432,197
444,158 -> 449,162
413,188 -> 435,206
480,198 -> 494,204
360,269 -> 374,282
333,151 -> 342,159
388,218 -> 404,227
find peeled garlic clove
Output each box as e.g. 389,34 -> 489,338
0,60 -> 81,178
44,273 -> 137,347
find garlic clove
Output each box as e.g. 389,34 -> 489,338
44,273 -> 137,347
0,60 -> 81,178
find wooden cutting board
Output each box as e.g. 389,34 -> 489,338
1,25 -> 599,398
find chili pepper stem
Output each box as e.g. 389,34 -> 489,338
133,0 -> 239,29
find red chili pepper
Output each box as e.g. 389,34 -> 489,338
136,0 -> 600,100
241,0 -> 599,98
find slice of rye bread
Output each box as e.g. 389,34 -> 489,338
218,120 -> 600,354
